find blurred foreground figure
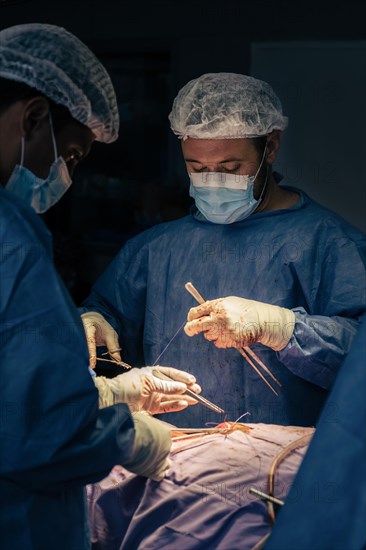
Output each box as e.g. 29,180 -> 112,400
265,313 -> 366,550
0,23 -> 179,549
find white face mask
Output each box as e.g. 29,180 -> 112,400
189,143 -> 267,224
6,113 -> 72,213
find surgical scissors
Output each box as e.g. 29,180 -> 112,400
96,349 -> 132,369
185,282 -> 282,396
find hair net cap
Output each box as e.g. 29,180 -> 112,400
0,23 -> 119,143
169,73 -> 288,140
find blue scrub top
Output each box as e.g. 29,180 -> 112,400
0,187 -> 136,549
84,186 -> 366,428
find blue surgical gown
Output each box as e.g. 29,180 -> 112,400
0,187 -> 136,549
83,187 -> 366,428
265,313 -> 366,550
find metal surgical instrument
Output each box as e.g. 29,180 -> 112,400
153,367 -> 225,414
185,281 -> 282,396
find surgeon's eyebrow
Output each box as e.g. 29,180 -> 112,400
220,158 -> 243,163
184,157 -> 243,163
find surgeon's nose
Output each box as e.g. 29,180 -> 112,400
205,164 -> 221,173
201,171 -> 227,184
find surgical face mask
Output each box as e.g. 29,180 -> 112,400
189,144 -> 267,224
6,113 -> 72,213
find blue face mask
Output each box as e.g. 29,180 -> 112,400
189,145 -> 267,224
6,113 -> 72,213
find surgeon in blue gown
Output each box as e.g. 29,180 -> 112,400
0,24 -> 200,550
265,312 -> 366,550
82,73 -> 366,428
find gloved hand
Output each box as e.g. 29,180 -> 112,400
81,311 -> 121,369
94,366 -> 202,413
184,296 -> 295,351
123,411 -> 172,481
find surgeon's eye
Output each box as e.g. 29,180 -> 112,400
221,164 -> 241,173
67,149 -> 83,163
65,149 -> 85,177
188,163 -> 206,173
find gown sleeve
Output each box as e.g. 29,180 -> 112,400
265,315 -> 366,550
278,229 -> 366,389
0,201 -> 136,492
81,235 -> 149,366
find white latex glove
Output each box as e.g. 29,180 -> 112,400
81,311 -> 121,368
123,411 -> 171,481
94,366 -> 202,413
184,296 -> 295,351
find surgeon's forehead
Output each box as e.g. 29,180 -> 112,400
181,138 -> 256,163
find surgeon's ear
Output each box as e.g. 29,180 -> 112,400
265,130 -> 281,164
21,96 -> 50,140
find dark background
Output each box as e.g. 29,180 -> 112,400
1,0 -> 365,304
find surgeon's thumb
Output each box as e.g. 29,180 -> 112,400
105,329 -> 122,363
187,299 -> 219,321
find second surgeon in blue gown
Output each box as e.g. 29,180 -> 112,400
82,73 -> 366,428
0,24 -> 199,549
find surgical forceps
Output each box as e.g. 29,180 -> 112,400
185,282 -> 282,396
153,368 -> 225,414
96,351 -> 225,414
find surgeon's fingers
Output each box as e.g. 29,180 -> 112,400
187,383 -> 202,394
155,366 -> 199,389
84,323 -> 97,369
155,380 -> 202,397
212,336 -> 238,349
104,328 -> 122,364
159,399 -> 189,413
202,326 -> 239,349
186,318 -> 236,350
158,398 -> 199,413
186,299 -> 222,322
184,316 -> 217,337
179,395 -> 200,406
